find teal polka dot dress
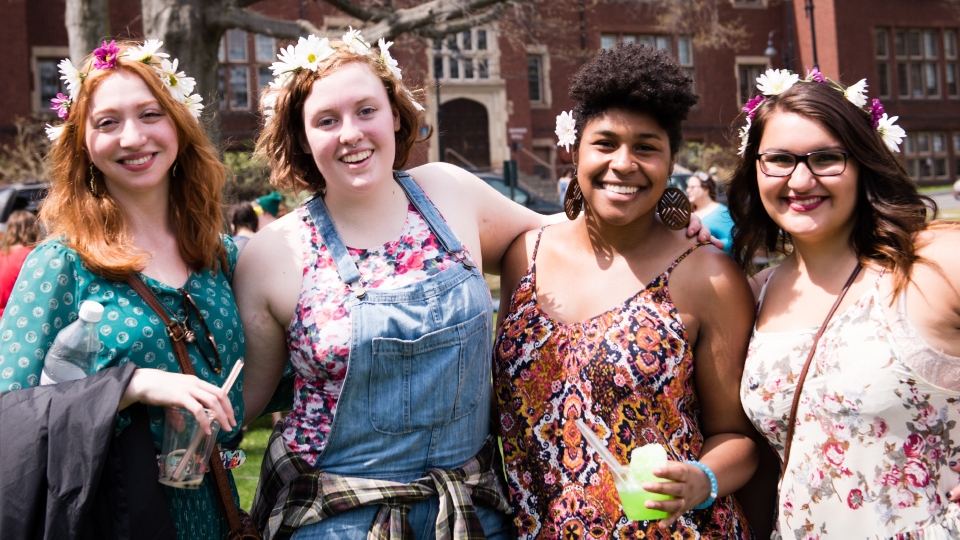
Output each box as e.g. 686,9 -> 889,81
0,237 -> 246,540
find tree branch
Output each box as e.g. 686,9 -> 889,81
206,6 -> 322,39
233,0 -> 265,9
363,0 -> 525,42
414,4 -> 512,39
316,0 -> 386,24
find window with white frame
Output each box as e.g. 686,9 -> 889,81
433,27 -> 496,82
601,33 -> 694,89
903,131 -> 949,180
736,58 -> 770,108
946,30 -> 958,97
526,45 -> 551,107
876,29 -> 891,98
218,30 -> 276,111
30,47 -> 70,114
893,28 -> 942,99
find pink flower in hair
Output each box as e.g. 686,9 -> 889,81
50,93 -> 71,120
869,98 -> 886,130
806,66 -> 826,83
93,40 -> 121,70
742,94 -> 766,119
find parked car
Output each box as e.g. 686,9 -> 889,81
475,172 -> 563,215
0,182 -> 48,234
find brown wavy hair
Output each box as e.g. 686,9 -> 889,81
0,211 -> 40,254
727,81 -> 939,296
255,40 -> 430,193
42,41 -> 228,280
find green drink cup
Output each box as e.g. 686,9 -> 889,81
613,465 -> 674,521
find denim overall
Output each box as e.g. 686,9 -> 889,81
292,172 -> 511,539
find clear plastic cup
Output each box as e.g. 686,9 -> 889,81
158,407 -> 220,489
615,444 -> 675,521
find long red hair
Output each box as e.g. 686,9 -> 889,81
42,42 -> 227,280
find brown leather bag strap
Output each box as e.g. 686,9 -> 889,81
124,274 -> 244,535
780,262 -> 862,478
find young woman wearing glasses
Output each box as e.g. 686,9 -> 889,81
730,76 -> 960,538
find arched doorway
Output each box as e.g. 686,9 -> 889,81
440,98 -> 490,170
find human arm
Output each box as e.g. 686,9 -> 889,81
642,248 -> 759,526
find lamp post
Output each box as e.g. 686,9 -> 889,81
804,0 -> 819,69
435,41 -> 462,164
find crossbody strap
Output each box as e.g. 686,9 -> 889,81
124,274 -> 243,535
780,262 -> 862,478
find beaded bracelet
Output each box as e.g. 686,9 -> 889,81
685,460 -> 718,510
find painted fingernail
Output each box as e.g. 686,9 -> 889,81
950,460 -> 957,467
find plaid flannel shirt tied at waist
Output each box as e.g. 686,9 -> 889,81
251,427 -> 512,540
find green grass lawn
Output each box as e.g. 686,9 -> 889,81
939,208 -> 960,220
233,416 -> 275,511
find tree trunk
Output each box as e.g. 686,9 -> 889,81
65,0 -> 110,64
141,0 -> 227,148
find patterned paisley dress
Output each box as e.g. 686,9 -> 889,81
494,228 -> 752,539
741,271 -> 960,539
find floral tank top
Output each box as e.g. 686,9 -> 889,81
741,271 -> 960,539
282,202 -> 463,465
493,228 -> 751,539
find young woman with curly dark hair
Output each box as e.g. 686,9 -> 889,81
731,76 -> 960,538
493,44 -> 758,538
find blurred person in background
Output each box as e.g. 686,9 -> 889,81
687,170 -> 734,254
0,210 -> 40,317
252,191 -> 284,230
230,201 -> 258,255
557,166 -> 574,206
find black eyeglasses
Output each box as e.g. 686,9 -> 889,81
757,151 -> 849,177
177,287 -> 222,374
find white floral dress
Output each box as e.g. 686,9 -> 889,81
741,272 -> 960,539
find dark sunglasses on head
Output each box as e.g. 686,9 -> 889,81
176,287 -> 222,374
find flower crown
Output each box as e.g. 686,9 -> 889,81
737,67 -> 905,156
45,39 -> 203,142
261,27 -> 423,124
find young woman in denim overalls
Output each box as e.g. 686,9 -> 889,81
236,33 -> 712,540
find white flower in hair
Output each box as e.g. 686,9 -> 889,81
555,111 -> 577,152
844,78 -> 869,108
156,58 -> 196,102
45,123 -> 64,142
271,44 -> 300,82
123,39 -> 170,63
342,27 -> 372,55
296,35 -> 334,71
737,117 -> 752,156
58,58 -> 83,100
876,113 -> 906,152
183,94 -> 204,119
756,69 -> 800,96
379,38 -> 402,80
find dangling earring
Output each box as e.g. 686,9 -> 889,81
171,161 -> 179,178
657,187 -> 691,230
88,163 -> 99,197
563,171 -> 583,220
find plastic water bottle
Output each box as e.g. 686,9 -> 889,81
39,301 -> 104,385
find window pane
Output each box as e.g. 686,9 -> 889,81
217,67 -> 225,110
906,159 -> 917,177
464,58 -> 474,79
898,63 -> 910,96
528,56 -> 542,102
948,64 -> 958,96
601,34 -> 616,50
446,36 -> 457,51
918,133 -> 930,153
933,133 -> 946,153
895,30 -> 907,57
433,39 -> 442,51
954,133 -> 960,151
876,29 -> 888,57
936,158 -> 947,176
876,62 -> 889,96
919,157 -> 932,177
255,35 -> 275,62
910,62 -> 923,97
656,36 -> 671,53
924,30 -> 938,58
684,67 -> 695,92
904,134 -> 915,154
227,29 -> 247,62
477,30 -> 487,50
908,30 -> 921,57
449,56 -> 459,78
229,66 -> 249,108
434,54 -> 443,79
678,36 -> 692,65
258,65 -> 272,90
622,35 -> 636,45
739,65 -> 764,105
462,31 -> 472,51
925,62 -> 939,95
639,35 -> 655,48
946,30 -> 958,59
38,59 -> 62,108
478,59 -> 489,79
219,38 -> 226,62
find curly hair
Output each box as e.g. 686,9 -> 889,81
42,41 -> 228,280
727,80 -> 938,297
567,44 -> 698,155
255,41 -> 430,193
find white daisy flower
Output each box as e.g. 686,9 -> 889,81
379,38 -> 402,80
58,58 -> 83,100
756,69 -> 800,96
876,113 -> 905,153
737,117 -> 752,156
844,79 -> 869,108
342,27 -> 371,55
271,44 -> 300,80
155,58 -> 196,102
295,35 -> 333,72
45,123 -> 64,142
182,94 -> 203,119
123,39 -> 169,63
555,110 -> 577,152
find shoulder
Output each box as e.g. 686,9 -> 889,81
235,211 -> 304,286
671,243 -> 753,303
747,265 -> 778,302
914,227 -> 960,287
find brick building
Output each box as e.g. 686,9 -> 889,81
3,0 -> 958,186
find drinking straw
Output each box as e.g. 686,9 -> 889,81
170,360 -> 245,482
575,419 -> 629,482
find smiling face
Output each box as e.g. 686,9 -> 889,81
301,62 -> 400,196
84,70 -> 178,198
756,110 -> 859,245
575,108 -> 674,226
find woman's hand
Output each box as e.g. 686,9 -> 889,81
641,461 -> 713,528
119,368 -> 236,435
949,460 -> 960,502
685,213 -> 722,248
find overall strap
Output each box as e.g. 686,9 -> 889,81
393,171 -> 465,257
304,194 -> 366,297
